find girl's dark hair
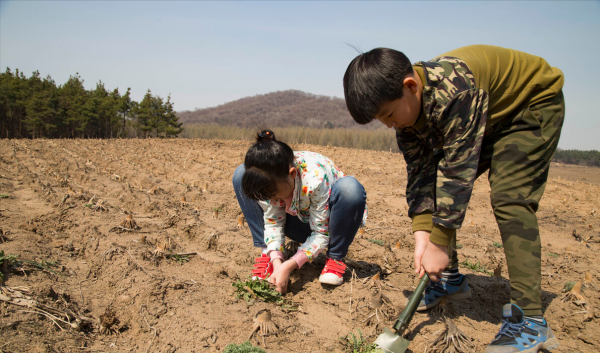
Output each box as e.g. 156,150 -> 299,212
343,48 -> 413,124
242,130 -> 294,201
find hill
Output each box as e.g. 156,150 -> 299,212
176,89 -> 379,129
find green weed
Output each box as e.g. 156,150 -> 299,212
493,242 -> 503,248
367,239 -> 384,246
0,250 -> 19,282
0,250 -> 59,283
339,329 -> 377,353
546,253 -> 559,258
461,259 -> 492,276
0,194 -> 9,199
456,243 -> 463,249
563,281 -> 576,292
232,277 -> 284,306
223,341 -> 266,353
169,254 -> 190,264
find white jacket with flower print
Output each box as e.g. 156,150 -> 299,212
258,151 -> 367,262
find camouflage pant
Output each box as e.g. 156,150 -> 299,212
447,91 -> 565,316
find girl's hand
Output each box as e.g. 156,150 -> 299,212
269,259 -> 297,294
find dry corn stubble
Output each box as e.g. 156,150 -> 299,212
119,214 -> 140,230
562,280 -> 586,305
427,316 -> 476,353
359,290 -> 394,325
237,215 -> 246,227
248,309 -> 279,341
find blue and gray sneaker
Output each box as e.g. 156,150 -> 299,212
414,274 -> 472,311
486,304 -> 559,353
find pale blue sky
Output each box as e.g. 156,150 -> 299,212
1,1 -> 599,149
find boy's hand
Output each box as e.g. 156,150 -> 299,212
269,259 -> 297,294
414,230 -> 430,276
414,230 -> 449,281
420,241 -> 449,281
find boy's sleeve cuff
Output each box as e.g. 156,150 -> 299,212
411,212 -> 433,233
429,224 -> 456,247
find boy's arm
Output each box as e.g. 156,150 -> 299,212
430,88 -> 489,246
396,128 -> 437,225
398,88 -> 488,248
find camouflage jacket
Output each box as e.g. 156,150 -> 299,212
397,57 -> 489,246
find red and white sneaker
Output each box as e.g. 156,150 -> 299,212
251,254 -> 273,280
319,258 -> 346,285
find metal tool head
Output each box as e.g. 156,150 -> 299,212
374,327 -> 410,353
373,273 -> 430,353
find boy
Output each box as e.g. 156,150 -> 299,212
343,45 -> 563,353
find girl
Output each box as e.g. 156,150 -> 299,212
232,130 -> 367,294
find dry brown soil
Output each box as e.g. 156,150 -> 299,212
0,139 -> 599,353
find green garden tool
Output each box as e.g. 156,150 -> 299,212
374,273 -> 429,353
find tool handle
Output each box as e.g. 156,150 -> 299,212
392,273 -> 429,334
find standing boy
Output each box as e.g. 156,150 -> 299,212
343,45 -> 563,353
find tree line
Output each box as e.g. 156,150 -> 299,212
0,68 -> 182,139
553,149 -> 600,168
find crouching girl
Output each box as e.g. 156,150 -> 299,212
232,130 -> 367,293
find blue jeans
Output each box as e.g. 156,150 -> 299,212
232,164 -> 366,260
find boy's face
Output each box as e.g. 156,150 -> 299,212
375,73 -> 422,129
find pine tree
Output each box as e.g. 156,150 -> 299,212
163,94 -> 183,137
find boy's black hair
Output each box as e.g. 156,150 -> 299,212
343,48 -> 413,124
242,130 -> 294,201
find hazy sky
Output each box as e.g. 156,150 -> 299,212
1,1 -> 599,149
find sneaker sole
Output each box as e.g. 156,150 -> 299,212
542,337 -> 560,351
415,286 -> 473,311
485,337 -> 559,353
319,275 -> 343,286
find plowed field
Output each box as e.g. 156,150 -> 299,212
0,139 -> 598,352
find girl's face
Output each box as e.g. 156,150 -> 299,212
270,166 -> 297,202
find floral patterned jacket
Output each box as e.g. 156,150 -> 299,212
258,151 -> 367,262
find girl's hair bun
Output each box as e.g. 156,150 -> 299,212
257,130 -> 275,141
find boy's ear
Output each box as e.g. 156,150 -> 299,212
289,167 -> 297,179
403,76 -> 419,94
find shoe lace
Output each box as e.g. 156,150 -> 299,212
426,280 -> 445,293
492,319 -> 526,342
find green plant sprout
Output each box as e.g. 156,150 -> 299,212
367,238 -> 384,246
339,329 -> 377,353
223,341 -> 265,353
0,250 -> 60,283
461,259 -> 492,276
563,281 -> 576,292
169,254 -> 190,264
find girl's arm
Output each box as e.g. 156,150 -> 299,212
258,199 -> 287,254
296,179 -> 330,265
